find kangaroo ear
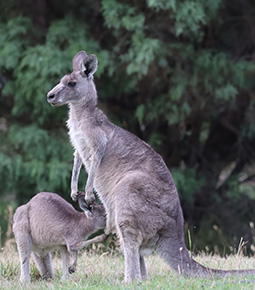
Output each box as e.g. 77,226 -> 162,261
82,54 -> 98,78
72,51 -> 87,72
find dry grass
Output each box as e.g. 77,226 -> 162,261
1,244 -> 255,290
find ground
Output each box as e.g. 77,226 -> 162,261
1,245 -> 255,289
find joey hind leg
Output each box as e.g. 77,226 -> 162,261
68,251 -> 78,274
16,234 -> 32,283
32,252 -> 54,279
60,246 -> 71,280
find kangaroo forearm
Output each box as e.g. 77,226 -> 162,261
71,152 -> 82,193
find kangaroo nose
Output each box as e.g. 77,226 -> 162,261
47,94 -> 55,100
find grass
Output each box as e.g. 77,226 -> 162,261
1,245 -> 255,290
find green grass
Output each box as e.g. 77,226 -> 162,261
1,246 -> 255,290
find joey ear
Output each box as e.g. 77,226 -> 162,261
81,54 -> 98,78
78,196 -> 93,214
72,51 -> 87,72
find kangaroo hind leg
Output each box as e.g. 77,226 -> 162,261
32,252 -> 54,279
117,220 -> 143,283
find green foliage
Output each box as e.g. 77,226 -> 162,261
102,0 -> 145,32
225,174 -> 255,201
147,0 -> 177,11
135,104 -> 145,126
148,133 -> 166,150
121,32 -> 160,77
0,17 -> 38,70
171,168 -> 205,203
147,0 -> 222,41
0,125 -> 73,201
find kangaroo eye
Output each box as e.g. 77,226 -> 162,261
67,82 -> 76,88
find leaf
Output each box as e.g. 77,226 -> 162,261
135,104 -> 145,125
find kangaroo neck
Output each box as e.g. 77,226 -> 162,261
69,97 -> 97,123
77,212 -> 95,234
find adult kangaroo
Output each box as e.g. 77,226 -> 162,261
47,51 -> 255,282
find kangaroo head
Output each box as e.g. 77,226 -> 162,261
78,194 -> 106,228
47,51 -> 98,106
91,203 -> 107,229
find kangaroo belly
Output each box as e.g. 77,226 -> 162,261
32,245 -> 57,257
31,232 -> 66,248
94,180 -> 117,233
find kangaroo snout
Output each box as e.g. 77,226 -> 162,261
47,91 -> 57,105
47,83 -> 65,105
47,93 -> 55,100
47,93 -> 63,106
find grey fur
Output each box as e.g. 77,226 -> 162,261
47,51 -> 255,282
13,192 -> 106,283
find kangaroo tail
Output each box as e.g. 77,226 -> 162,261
156,235 -> 255,278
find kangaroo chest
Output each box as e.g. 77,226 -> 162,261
67,121 -> 92,172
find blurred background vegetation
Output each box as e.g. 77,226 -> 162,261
1,0 -> 255,255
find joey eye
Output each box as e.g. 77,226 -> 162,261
67,82 -> 76,88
